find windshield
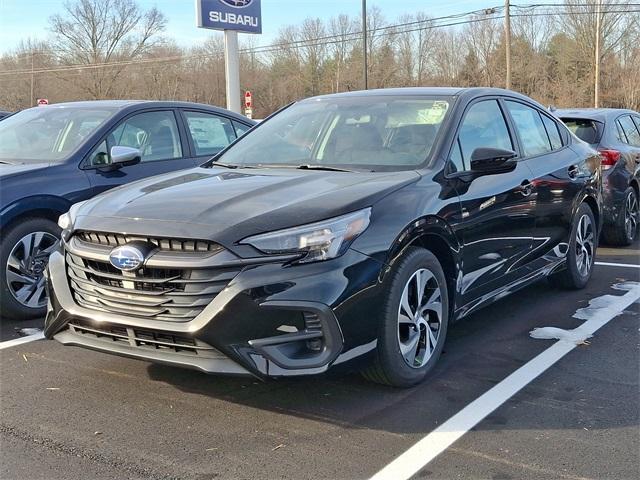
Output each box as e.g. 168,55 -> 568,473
0,106 -> 116,163
216,95 -> 453,171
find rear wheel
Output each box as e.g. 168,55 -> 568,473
548,203 -> 596,290
602,187 -> 638,246
0,218 -> 60,320
363,247 -> 449,387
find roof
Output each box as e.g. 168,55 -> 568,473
554,108 -> 639,122
20,100 -> 253,123
306,87 -> 542,105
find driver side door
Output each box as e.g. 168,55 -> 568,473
84,109 -> 196,196
449,98 -> 537,311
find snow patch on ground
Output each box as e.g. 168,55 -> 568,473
16,327 -> 43,337
529,326 -> 592,344
530,281 -> 640,345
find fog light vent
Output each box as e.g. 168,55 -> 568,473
304,312 -> 323,351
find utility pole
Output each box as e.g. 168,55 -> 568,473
30,51 -> 35,107
505,0 -> 511,90
362,0 -> 368,90
594,0 -> 602,108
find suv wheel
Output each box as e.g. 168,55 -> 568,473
0,218 -> 60,320
363,247 -> 449,387
549,203 -> 596,290
602,187 -> 638,246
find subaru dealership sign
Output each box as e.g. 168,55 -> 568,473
196,0 -> 262,34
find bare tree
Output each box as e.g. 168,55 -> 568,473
49,0 -> 166,99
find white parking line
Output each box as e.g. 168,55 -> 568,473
0,332 -> 45,350
595,261 -> 640,269
369,283 -> 640,480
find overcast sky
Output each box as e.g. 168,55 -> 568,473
0,0 -> 557,54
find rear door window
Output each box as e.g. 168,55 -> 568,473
184,111 -> 237,156
541,114 -> 563,150
233,121 -> 252,138
562,119 -> 601,144
505,101 -> 551,156
618,115 -> 640,147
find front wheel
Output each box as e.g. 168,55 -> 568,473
363,247 -> 449,387
0,218 -> 60,320
548,203 -> 596,290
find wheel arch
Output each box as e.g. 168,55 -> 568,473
630,177 -> 639,200
383,216 -> 461,321
580,194 -> 601,235
1,196 -> 71,232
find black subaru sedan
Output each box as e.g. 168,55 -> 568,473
44,88 -> 601,387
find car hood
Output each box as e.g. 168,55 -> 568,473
76,167 -> 420,246
0,162 -> 49,178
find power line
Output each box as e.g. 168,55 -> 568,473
1,3 -> 638,77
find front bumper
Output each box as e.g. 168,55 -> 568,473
44,239 -> 384,378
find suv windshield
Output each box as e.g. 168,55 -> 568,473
215,95 -> 453,171
0,106 -> 115,163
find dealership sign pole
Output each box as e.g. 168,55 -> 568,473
196,0 -> 262,115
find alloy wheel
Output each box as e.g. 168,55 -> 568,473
5,231 -> 58,309
575,214 -> 594,277
624,191 -> 638,241
397,268 -> 443,369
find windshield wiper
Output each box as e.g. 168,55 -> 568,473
207,161 -> 238,169
297,164 -> 354,172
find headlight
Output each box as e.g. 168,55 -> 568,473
58,201 -> 87,231
241,208 -> 371,263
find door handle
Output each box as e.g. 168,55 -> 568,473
518,180 -> 534,197
568,165 -> 579,179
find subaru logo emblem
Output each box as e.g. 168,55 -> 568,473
219,0 -> 252,7
109,245 -> 145,272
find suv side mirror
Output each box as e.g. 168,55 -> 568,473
470,148 -> 517,175
110,146 -> 141,167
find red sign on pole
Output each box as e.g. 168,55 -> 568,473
37,98 -> 49,106
244,91 -> 252,108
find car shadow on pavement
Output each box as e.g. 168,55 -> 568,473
145,272 -> 639,435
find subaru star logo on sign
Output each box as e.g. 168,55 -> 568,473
220,0 -> 252,6
196,0 -> 262,34
109,245 -> 145,272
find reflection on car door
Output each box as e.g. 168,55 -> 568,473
504,101 -> 584,270
85,110 -> 196,196
449,98 -> 536,308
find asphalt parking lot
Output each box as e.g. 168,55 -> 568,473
1,241 -> 638,480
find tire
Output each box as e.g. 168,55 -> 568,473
0,217 -> 60,320
548,203 -> 597,290
363,247 -> 449,388
602,187 -> 638,246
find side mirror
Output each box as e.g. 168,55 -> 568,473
470,148 -> 517,175
110,146 -> 141,168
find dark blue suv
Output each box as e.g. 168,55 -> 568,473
0,100 -> 255,319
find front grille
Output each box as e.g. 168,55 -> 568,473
68,319 -> 224,358
65,248 -> 241,323
75,231 -> 223,254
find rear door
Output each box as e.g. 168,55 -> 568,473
85,109 -> 196,195
449,98 -> 536,305
504,100 -> 585,270
616,115 -> 640,174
